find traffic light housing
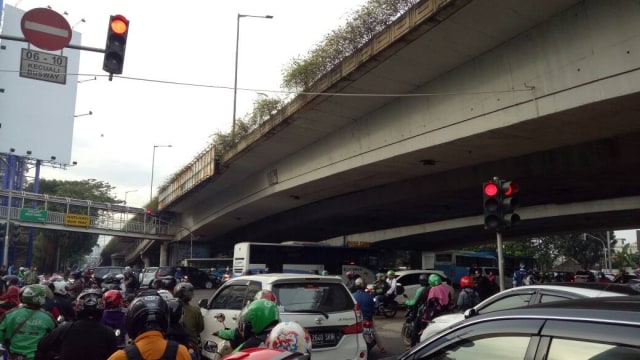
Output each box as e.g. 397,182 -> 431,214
103,15 -> 129,74
483,178 -> 521,230
500,180 -> 520,227
483,180 -> 502,230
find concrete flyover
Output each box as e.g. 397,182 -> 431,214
160,0 -> 640,255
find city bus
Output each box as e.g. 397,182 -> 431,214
181,257 -> 233,277
232,241 -> 381,284
433,250 -> 498,286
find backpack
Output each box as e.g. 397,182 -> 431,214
125,340 -> 179,360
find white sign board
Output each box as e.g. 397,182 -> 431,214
20,48 -> 67,84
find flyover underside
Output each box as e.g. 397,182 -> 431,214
165,0 -> 640,253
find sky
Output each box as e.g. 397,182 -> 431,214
8,0 -> 368,208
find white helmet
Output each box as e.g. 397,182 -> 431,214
115,274 -> 125,281
53,281 -> 67,296
355,277 -> 365,289
265,321 -> 312,355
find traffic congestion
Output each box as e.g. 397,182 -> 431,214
0,259 -> 638,359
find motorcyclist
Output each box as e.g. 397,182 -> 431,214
174,282 -> 204,359
43,280 -> 75,322
384,270 -> 398,302
165,298 -> 190,348
107,293 -> 191,360
456,275 -> 480,312
0,284 -> 56,360
424,274 -> 450,321
153,275 -> 177,295
265,321 -> 312,355
36,288 -> 117,360
234,299 -> 280,352
66,271 -> 84,299
101,289 -> 127,348
123,270 -> 140,299
344,271 -> 359,293
352,277 -> 385,353
372,272 -> 390,312
0,276 -> 21,313
214,290 -> 278,351
405,273 -> 429,347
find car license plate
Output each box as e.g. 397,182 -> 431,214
311,332 -> 338,346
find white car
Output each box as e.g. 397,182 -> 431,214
393,270 -> 450,305
198,273 -> 367,360
420,282 -> 640,342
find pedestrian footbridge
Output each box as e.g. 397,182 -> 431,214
0,189 -> 174,240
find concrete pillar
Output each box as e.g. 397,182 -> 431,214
142,255 -> 151,268
160,242 -> 168,266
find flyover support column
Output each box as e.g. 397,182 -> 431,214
159,242 -> 168,266
141,255 -> 151,268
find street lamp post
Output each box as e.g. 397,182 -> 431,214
584,233 -> 610,270
149,145 -> 172,205
124,189 -> 138,206
232,13 -> 273,141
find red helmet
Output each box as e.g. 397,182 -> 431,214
460,275 -> 474,289
103,289 -> 123,309
254,290 -> 277,303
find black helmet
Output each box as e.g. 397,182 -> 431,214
174,282 -> 194,303
167,298 -> 183,325
154,276 -> 176,291
75,289 -> 104,320
419,274 -> 429,286
125,294 -> 169,339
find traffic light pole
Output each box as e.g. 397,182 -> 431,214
496,231 -> 505,292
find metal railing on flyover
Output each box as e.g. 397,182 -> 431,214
0,189 -> 175,238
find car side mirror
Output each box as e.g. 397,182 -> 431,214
464,308 -> 476,319
198,298 -> 208,309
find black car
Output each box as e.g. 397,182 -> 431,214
396,295 -> 640,360
155,266 -> 219,289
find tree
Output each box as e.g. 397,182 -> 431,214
611,242 -> 639,270
25,179 -> 119,273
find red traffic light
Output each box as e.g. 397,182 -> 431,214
146,209 -> 153,215
483,182 -> 499,197
110,15 -> 129,35
503,181 -> 520,196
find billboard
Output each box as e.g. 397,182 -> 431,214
0,5 -> 80,165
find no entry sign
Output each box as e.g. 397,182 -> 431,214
20,8 -> 72,51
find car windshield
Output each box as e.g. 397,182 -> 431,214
272,282 -> 353,312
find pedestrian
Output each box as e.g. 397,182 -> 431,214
456,276 -> 480,312
174,282 -> 204,359
512,263 -> 528,287
107,293 -> 191,360
352,278 -> 385,353
36,289 -> 117,360
0,284 -> 56,360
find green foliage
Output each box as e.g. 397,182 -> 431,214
282,0 -> 419,91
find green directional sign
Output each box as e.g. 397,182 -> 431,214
19,208 -> 48,222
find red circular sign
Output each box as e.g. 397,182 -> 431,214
20,8 -> 72,51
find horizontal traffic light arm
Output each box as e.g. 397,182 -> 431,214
0,34 -> 107,53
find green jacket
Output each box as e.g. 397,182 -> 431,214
182,303 -> 204,348
405,285 -> 428,308
0,307 -> 56,360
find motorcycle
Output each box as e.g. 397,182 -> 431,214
202,313 -> 234,360
362,319 -> 376,351
374,294 -> 398,318
401,304 -> 417,346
